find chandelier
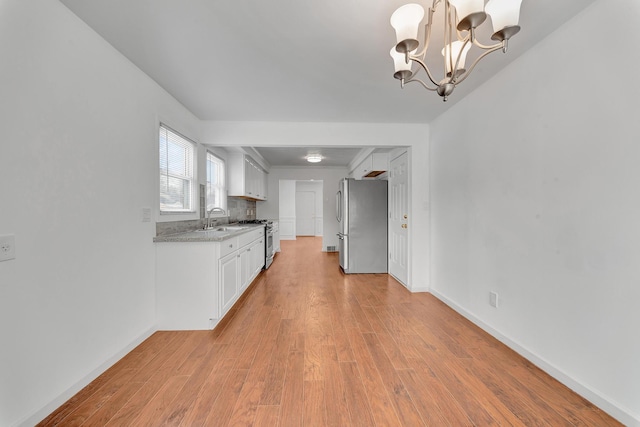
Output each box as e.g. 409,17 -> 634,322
390,0 -> 523,101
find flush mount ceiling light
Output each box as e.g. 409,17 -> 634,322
306,154 -> 323,163
390,0 -> 523,102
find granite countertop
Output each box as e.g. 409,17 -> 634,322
153,223 -> 264,243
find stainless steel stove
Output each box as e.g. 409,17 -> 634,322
238,220 -> 274,269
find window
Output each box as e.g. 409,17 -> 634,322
206,152 -> 227,214
159,124 -> 196,213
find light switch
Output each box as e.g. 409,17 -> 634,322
142,207 -> 152,222
0,235 -> 16,262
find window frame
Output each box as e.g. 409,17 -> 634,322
205,151 -> 227,217
159,123 -> 197,215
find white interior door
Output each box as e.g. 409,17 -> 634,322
296,191 -> 315,236
389,152 -> 409,286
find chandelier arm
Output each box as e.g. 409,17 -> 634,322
471,36 -> 504,50
452,38 -> 472,80
408,55 -> 440,87
445,1 -> 453,78
453,44 -> 503,85
404,78 -> 438,92
415,4 -> 436,58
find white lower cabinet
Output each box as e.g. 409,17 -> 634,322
219,251 -> 240,314
238,246 -> 252,293
156,226 -> 265,330
252,238 -> 265,276
217,227 -> 265,320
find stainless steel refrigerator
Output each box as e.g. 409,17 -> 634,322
336,178 -> 388,274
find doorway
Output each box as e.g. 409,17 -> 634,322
295,180 -> 323,237
296,191 -> 315,236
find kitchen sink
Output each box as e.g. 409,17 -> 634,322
195,225 -> 247,233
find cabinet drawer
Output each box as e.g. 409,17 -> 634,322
219,237 -> 239,257
238,227 -> 264,247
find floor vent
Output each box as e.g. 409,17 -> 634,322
326,245 -> 337,252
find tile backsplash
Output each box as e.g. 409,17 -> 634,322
155,196 -> 257,236
227,197 -> 257,222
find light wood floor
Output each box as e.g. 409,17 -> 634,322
39,237 -> 622,426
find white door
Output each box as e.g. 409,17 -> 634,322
389,151 -> 409,286
296,191 -> 315,236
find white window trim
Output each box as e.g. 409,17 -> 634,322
159,123 -> 197,216
206,151 -> 228,218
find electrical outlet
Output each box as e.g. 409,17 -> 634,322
489,291 -> 499,308
0,235 -> 16,262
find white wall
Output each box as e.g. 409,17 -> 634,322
429,0 -> 640,424
278,180 -> 297,240
0,1 -> 201,426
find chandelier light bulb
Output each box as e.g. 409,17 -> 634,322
390,46 -> 414,80
486,0 -> 523,40
441,41 -> 471,75
448,0 -> 486,30
390,4 -> 425,53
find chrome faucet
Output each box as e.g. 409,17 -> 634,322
207,207 -> 226,229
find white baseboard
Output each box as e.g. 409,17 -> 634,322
429,289 -> 639,427
18,326 -> 157,427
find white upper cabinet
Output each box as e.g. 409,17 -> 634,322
228,153 -> 268,200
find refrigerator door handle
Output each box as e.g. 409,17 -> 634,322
336,191 -> 342,222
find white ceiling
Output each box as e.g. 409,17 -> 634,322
58,0 -> 596,166
252,146 -> 365,168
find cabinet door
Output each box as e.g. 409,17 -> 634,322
253,238 -> 265,275
219,252 -> 239,314
239,247 -> 252,292
260,169 -> 267,200
244,157 -> 254,198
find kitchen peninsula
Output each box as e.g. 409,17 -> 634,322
155,224 -> 265,330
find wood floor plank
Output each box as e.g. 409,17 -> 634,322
41,236 -> 624,427
51,368 -> 135,426
227,380 -> 265,426
404,357 -> 474,426
396,368 -> 450,426
361,305 -> 410,370
152,343 -> 228,426
202,368 -> 249,426
260,319 -> 294,405
361,332 -> 426,426
320,345 -> 351,426
178,356 -> 235,427
278,334 -> 305,427
303,380 -> 327,427
343,325 -> 402,427
253,405 -> 280,426
340,361 -> 377,426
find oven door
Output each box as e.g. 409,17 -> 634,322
265,227 -> 274,268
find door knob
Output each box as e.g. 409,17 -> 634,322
401,224 -> 407,229
403,214 -> 408,219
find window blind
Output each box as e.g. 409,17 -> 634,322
159,124 -> 195,212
